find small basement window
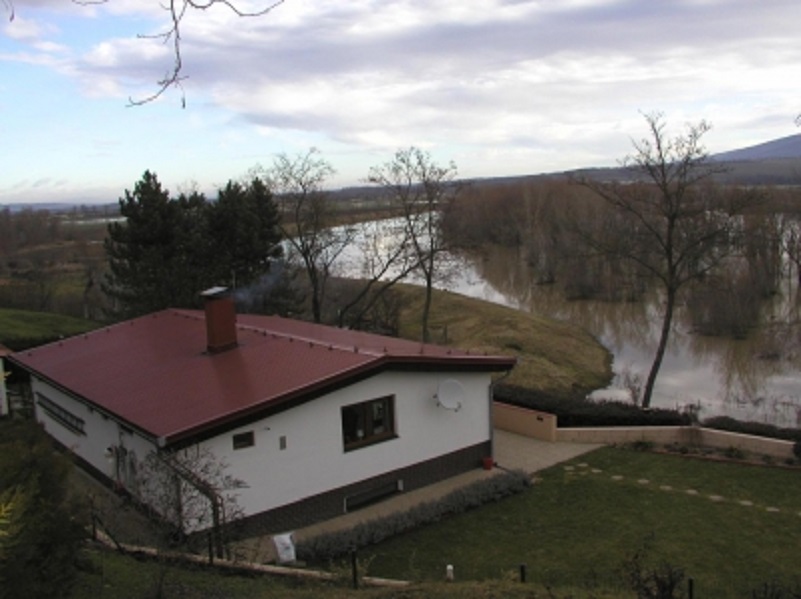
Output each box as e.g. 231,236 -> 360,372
341,395 -> 396,451
232,431 -> 254,450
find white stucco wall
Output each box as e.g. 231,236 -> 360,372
30,368 -> 494,528
31,377 -> 157,483
200,370 -> 493,519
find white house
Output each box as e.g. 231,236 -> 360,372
8,288 -> 515,538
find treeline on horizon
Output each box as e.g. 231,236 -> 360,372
3,159 -> 801,342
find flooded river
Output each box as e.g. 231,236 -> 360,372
465,245 -> 801,427
335,224 -> 801,427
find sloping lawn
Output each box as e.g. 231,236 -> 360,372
360,447 -> 801,598
0,307 -> 98,350
71,548 -> 622,599
396,284 -> 612,398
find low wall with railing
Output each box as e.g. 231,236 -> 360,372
492,402 -> 795,460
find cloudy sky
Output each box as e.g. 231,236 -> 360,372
2,0 -> 800,205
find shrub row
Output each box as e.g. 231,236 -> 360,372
494,384 -> 691,428
295,469 -> 531,563
701,416 -> 801,442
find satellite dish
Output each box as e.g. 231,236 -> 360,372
436,379 -> 464,412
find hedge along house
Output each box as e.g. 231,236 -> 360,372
8,288 -> 515,545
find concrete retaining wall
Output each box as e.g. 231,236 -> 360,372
493,402 -> 557,442
492,403 -> 795,460
556,426 -> 692,445
557,426 -> 794,459
697,427 -> 795,459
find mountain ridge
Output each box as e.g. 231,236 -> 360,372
711,133 -> 801,162
5,134 -> 801,210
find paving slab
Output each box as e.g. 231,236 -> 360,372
493,429 -> 603,474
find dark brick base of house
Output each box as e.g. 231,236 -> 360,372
232,440 -> 491,538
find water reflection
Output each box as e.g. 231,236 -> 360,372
461,245 -> 801,427
334,219 -> 801,427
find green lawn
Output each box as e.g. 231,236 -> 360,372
357,447 -> 801,598
396,284 -> 612,398
69,448 -> 801,598
71,548 -> 622,599
70,549 -> 332,599
0,307 -> 98,350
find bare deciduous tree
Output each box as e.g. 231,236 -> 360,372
368,147 -> 460,342
335,217 -> 421,330
777,213 -> 801,288
576,112 -> 756,408
137,446 -> 245,559
267,149 -> 355,323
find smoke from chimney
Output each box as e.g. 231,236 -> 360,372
201,287 -> 238,354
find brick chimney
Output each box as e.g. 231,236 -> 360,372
201,287 -> 238,354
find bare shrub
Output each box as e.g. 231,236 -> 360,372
622,536 -> 686,599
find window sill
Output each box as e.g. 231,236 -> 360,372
343,433 -> 398,453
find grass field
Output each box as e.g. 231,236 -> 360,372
69,447 -> 801,598
356,447 -> 801,598
0,307 -> 98,349
70,549 -> 619,599
395,284 -> 612,398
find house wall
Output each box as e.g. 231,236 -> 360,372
30,377 -> 158,484
199,370 -> 493,527
31,368 -> 493,534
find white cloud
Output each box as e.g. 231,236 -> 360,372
4,0 -> 801,203
3,15 -> 49,40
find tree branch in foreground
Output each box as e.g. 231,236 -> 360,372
128,0 -> 286,107
4,0 -> 285,106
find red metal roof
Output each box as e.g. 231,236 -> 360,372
10,310 -> 515,446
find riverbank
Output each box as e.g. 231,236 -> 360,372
393,284 -> 613,400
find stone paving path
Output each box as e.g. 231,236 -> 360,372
562,461 -> 800,516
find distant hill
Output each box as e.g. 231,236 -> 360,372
557,134 -> 801,187
712,134 -> 801,162
7,135 -> 801,214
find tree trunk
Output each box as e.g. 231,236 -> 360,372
308,266 -> 322,323
421,274 -> 433,343
311,292 -> 322,323
641,286 -> 677,408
